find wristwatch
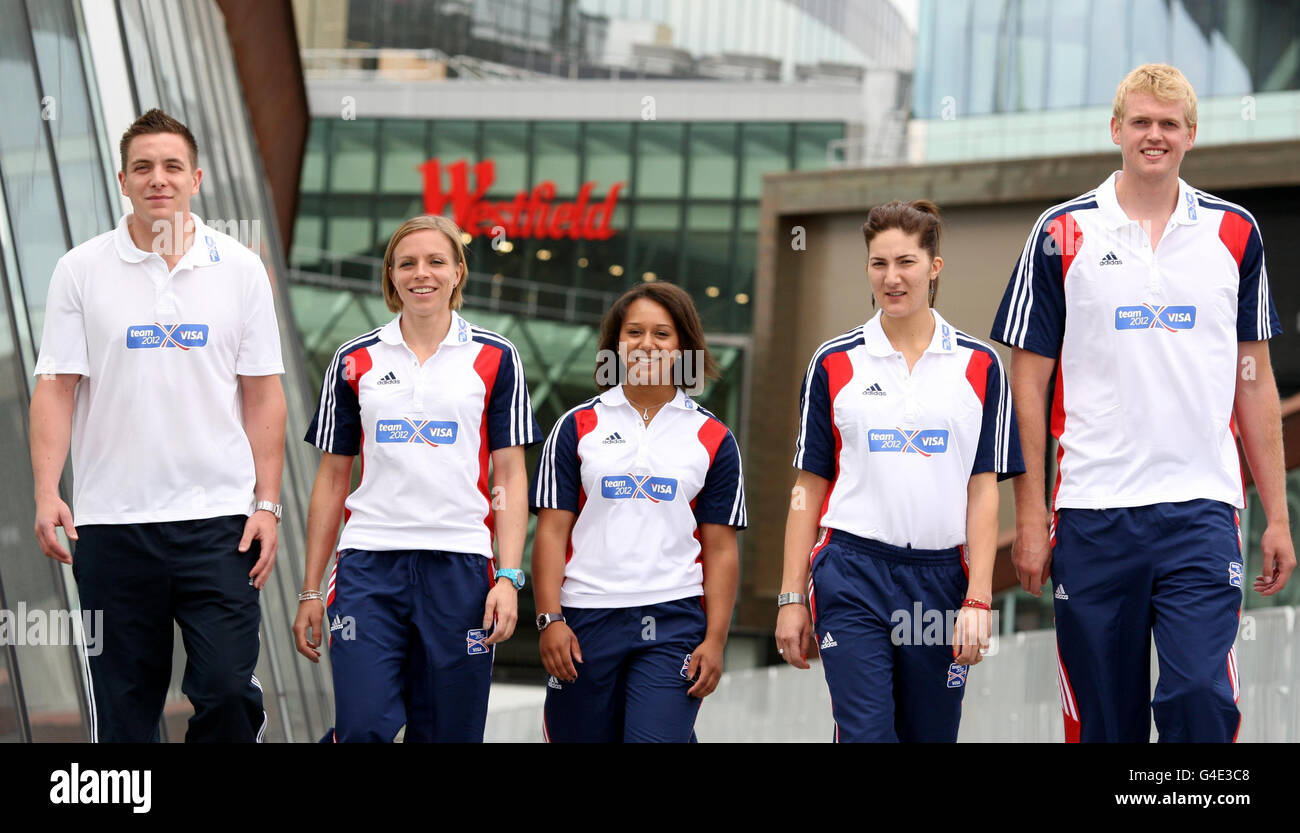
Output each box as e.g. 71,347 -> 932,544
536,612 -> 565,632
495,568 -> 525,590
254,500 -> 282,522
777,592 -> 806,608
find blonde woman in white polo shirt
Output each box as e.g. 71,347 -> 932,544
293,215 -> 539,742
531,282 -> 746,742
775,200 -> 1023,742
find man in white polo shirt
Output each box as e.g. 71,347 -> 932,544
992,64 -> 1294,742
29,109 -> 286,742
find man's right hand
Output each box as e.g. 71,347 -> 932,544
34,494 -> 77,564
539,621 -> 582,682
775,603 -> 815,670
1012,521 -> 1052,596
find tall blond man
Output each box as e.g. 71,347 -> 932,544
991,65 -> 1294,742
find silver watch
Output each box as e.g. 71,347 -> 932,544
536,612 -> 566,632
777,592 -> 806,608
254,500 -> 282,522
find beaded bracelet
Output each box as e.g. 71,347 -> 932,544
298,590 -> 323,603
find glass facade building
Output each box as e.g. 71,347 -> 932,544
912,0 -> 1300,162
0,0 -> 329,741
293,117 -> 845,334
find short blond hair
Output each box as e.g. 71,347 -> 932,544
1113,63 -> 1198,128
381,215 -> 468,313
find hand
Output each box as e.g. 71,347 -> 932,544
293,600 -> 325,662
1012,522 -> 1052,597
775,603 -> 814,670
34,494 -> 77,564
539,621 -> 582,682
1255,524 -> 1296,596
686,638 -> 724,698
239,511 -> 278,590
482,580 -> 518,644
952,606 -> 991,666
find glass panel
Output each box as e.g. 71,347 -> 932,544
687,123 -> 737,199
1010,1 -> 1048,111
482,121 -> 527,198
967,0 -> 1006,115
379,119 -> 426,194
635,122 -> 684,199
431,120 -> 478,164
1129,0 -> 1171,68
533,122 -> 579,197
0,1 -> 72,325
585,122 -> 631,190
1045,0 -> 1088,110
923,0 -> 971,118
1171,0 -> 1212,96
794,123 -> 843,171
329,118 -> 378,192
683,203 -> 732,329
739,124 -> 789,200
1086,0 -> 1131,105
26,0 -> 114,246
300,120 -> 328,193
630,201 -> 680,283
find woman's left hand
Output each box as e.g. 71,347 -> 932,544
685,638 -> 724,699
483,581 -> 518,644
952,605 -> 991,666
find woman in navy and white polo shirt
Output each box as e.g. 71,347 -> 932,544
293,215 -> 539,742
775,200 -> 1024,742
531,282 -> 746,743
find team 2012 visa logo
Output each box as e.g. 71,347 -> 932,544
126,324 -> 209,349
601,474 -> 678,502
1114,304 -> 1196,331
375,419 -> 459,445
868,429 -> 949,456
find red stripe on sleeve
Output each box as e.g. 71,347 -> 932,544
1047,212 -> 1084,281
345,347 -> 373,397
964,349 -> 992,406
473,344 -> 503,543
695,417 -> 728,464
1217,211 -> 1251,268
819,350 -> 853,523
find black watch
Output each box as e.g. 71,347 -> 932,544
536,612 -> 565,632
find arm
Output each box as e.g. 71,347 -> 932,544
30,374 -> 81,563
687,522 -> 739,697
1009,348 -> 1056,596
955,472 -> 998,664
1234,340 -> 1295,595
534,507 -> 581,681
238,374 -> 286,590
775,469 -> 830,669
293,452 -> 353,661
483,445 -> 528,644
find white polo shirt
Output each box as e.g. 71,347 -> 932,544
306,311 -> 540,557
795,309 -> 1022,551
34,214 -> 284,525
531,385 -> 747,609
992,173 -> 1281,511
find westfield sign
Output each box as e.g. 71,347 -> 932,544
421,158 -> 624,240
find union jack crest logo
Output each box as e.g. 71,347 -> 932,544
466,628 -> 489,655
947,663 -> 968,688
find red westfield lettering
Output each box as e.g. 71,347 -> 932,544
420,158 -> 623,240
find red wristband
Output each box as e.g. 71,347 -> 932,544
961,598 -> 991,611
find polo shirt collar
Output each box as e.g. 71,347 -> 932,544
1096,171 -> 1201,229
863,308 -> 956,357
112,212 -> 225,267
378,310 -> 473,348
600,384 -> 694,412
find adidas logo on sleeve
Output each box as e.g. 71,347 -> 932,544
377,371 -> 400,385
